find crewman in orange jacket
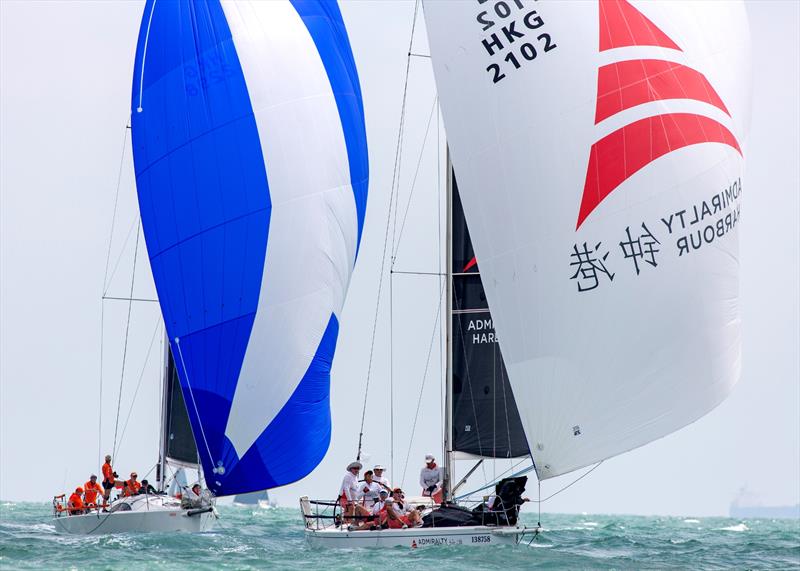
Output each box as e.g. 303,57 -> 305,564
68,488 -> 85,515
124,472 -> 142,497
83,475 -> 104,509
101,454 -> 117,502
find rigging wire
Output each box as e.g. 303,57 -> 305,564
355,0 -> 420,462
532,461 -> 604,504
391,95 -> 438,261
99,123 -> 131,468
455,460 -> 604,510
174,338 -> 216,474
103,216 -> 141,298
114,317 -> 162,461
111,218 -> 142,461
102,125 -> 130,294
400,279 -> 446,487
455,457 -> 534,499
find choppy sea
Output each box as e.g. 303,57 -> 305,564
1,501 -> 798,570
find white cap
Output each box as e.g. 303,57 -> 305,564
374,464 -> 385,471
425,454 -> 435,462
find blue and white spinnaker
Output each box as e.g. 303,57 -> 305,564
130,0 -> 367,495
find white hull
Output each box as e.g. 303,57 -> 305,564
52,496 -> 216,535
304,525 -> 529,549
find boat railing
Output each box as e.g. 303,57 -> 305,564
299,495 -> 522,530
300,497 -> 380,530
52,495 -> 110,518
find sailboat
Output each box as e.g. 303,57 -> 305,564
301,0 -> 751,548
233,490 -> 276,509
52,345 -> 218,535
52,0 -> 368,534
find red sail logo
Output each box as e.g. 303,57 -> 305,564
576,0 -> 742,229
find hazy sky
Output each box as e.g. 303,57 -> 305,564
1,0 -> 798,517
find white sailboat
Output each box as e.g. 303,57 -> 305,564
52,344 -> 217,534
53,0 -> 368,534
302,0 -> 751,548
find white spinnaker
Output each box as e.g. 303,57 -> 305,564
425,0 -> 751,479
221,0 -> 358,457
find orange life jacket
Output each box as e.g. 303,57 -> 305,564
102,462 -> 114,484
124,479 -> 141,496
84,481 -> 103,505
68,493 -> 84,514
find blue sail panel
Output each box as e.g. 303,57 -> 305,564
130,0 -> 367,496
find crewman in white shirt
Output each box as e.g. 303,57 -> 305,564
373,464 -> 391,492
339,461 -> 371,525
419,454 -> 443,498
357,470 -> 382,503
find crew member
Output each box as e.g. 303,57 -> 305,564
351,489 -> 389,531
419,454 -> 443,499
358,470 -> 381,504
101,454 -> 118,502
373,464 -> 391,492
83,475 -> 103,509
339,461 -> 370,523
124,472 -> 142,496
138,479 -> 157,495
68,487 -> 85,515
391,488 -> 422,527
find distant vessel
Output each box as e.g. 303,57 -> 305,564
234,490 -> 277,509
730,488 -> 800,519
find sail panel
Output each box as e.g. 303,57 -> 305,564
451,174 -> 529,459
131,0 -> 367,495
426,1 -> 750,479
164,347 -> 199,467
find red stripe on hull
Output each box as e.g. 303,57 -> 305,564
596,59 -> 730,123
577,113 -> 741,229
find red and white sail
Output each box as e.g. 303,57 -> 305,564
425,0 -> 751,479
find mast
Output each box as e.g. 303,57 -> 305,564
157,332 -> 169,492
443,148 -> 454,502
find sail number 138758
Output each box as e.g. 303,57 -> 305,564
475,0 -> 557,84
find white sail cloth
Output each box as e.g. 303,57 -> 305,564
425,0 -> 751,479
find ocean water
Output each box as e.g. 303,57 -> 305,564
1,502 -> 798,570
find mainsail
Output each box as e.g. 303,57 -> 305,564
426,0 -> 750,479
451,170 -> 528,459
131,0 -> 368,495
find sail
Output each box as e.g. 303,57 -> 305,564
163,347 -> 198,467
452,171 -> 529,459
130,0 -> 368,495
425,1 -> 750,479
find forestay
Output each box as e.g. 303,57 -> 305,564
130,0 -> 368,495
425,0 -> 750,479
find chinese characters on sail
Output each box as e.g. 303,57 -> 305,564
571,178 -> 742,292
